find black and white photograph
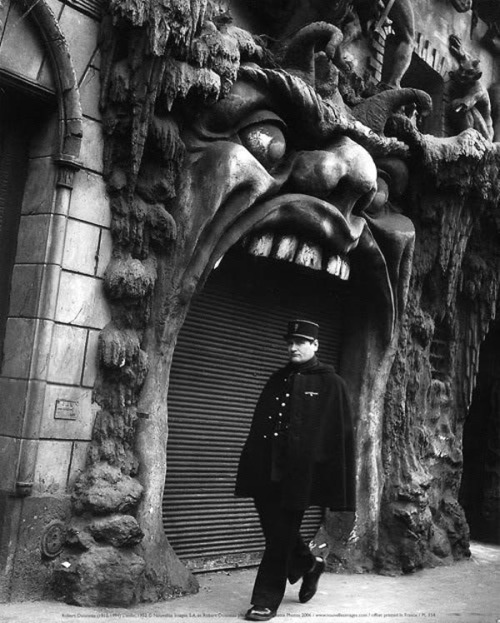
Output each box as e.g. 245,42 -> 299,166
0,0 -> 499,621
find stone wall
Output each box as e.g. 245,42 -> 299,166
0,0 -> 110,601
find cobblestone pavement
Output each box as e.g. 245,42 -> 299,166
1,543 -> 499,623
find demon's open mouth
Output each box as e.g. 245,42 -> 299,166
204,192 -> 368,286
234,190 -> 372,280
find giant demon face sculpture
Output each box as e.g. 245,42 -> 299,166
173,65 -> 415,344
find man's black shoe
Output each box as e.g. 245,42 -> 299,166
245,606 -> 277,621
298,557 -> 325,603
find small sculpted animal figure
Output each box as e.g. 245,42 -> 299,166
447,35 -> 494,140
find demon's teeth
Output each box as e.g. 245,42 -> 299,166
340,258 -> 350,280
274,235 -> 299,261
244,233 -> 350,280
327,255 -> 350,280
327,255 -> 340,276
247,232 -> 274,257
295,242 -> 322,270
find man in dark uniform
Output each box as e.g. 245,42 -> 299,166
235,320 -> 355,622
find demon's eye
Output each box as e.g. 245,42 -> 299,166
238,113 -> 287,169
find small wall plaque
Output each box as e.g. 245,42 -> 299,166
54,399 -> 79,420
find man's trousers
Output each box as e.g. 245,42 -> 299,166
251,490 -> 316,611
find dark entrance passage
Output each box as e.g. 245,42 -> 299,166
460,320 -> 500,544
0,84 -> 52,365
163,249 -> 348,571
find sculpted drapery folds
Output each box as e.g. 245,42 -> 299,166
55,0 -> 500,607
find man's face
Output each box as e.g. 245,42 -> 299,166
287,337 -> 319,363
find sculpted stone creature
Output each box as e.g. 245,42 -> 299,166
366,0 -> 415,89
334,0 -> 416,88
448,35 -> 494,141
352,87 -> 433,134
178,65 -> 413,336
275,22 -> 432,136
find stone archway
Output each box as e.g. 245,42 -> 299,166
16,0 -> 83,167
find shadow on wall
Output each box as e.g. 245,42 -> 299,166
460,319 -> 500,545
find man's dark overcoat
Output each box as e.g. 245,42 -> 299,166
235,360 -> 355,511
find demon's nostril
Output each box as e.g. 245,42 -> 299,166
352,187 -> 379,216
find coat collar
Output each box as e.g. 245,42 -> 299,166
284,356 -> 334,375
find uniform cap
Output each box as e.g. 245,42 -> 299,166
283,319 -> 319,341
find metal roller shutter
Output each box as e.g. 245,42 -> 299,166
163,251 -> 346,572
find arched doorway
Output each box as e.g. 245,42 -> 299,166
163,248 -> 348,571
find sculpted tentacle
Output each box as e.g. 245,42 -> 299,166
277,22 -> 344,101
280,21 -> 344,71
351,88 -> 433,134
